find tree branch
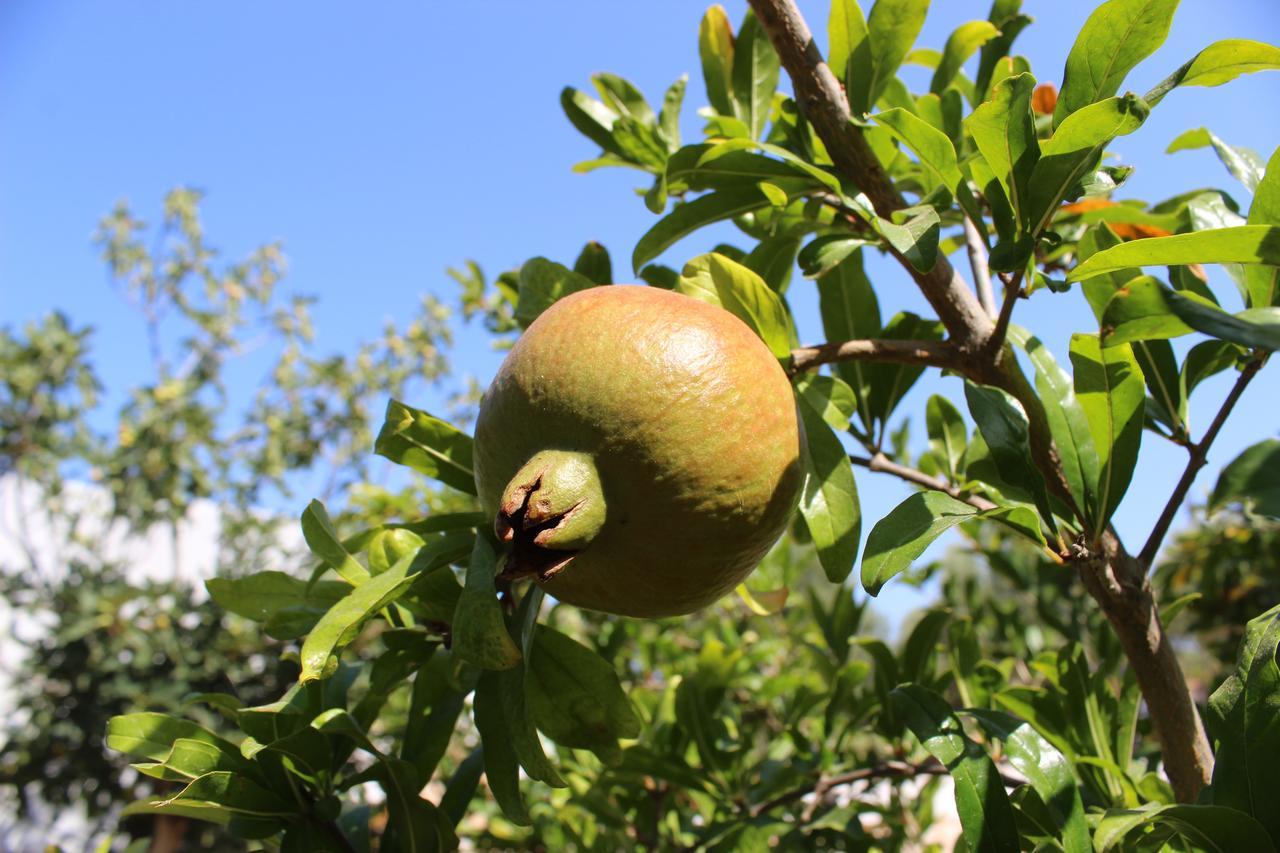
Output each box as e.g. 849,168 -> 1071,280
746,0 -> 993,351
750,759 -> 1022,819
1138,354 -> 1266,567
987,270 -> 1023,359
789,339 -> 961,375
750,0 -> 1215,802
850,453 -> 997,512
964,218 -> 997,317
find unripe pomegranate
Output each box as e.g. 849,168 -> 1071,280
473,285 -> 804,617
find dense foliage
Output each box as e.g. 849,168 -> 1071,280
3,0 -> 1279,850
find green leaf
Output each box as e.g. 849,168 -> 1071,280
592,72 -> 654,125
925,394 -> 966,480
489,663 -> 564,787
1182,340 -> 1243,400
675,252 -> 792,358
1006,326 -> 1100,524
864,312 -> 944,430
975,1 -> 1031,102
743,234 -> 802,294
931,21 -> 1000,94
794,374 -> 857,430
1029,95 -> 1149,234
301,499 -> 369,585
107,713 -> 238,764
1167,127 -> 1267,193
891,685 -> 1021,853
1146,39 -> 1280,107
1210,439 -> 1280,519
699,5 -> 737,118
827,0 -> 870,84
873,107 -> 984,227
1095,804 -> 1277,852
799,235 -> 875,279
1069,335 -> 1144,531
374,400 -> 477,495
901,608 -> 951,684
472,672 -> 531,825
526,626 -> 641,763
965,709 -> 1091,853
862,492 -> 978,596
658,75 -> 687,151
1070,225 -> 1280,280
815,249 -> 881,432
731,10 -> 780,139
796,389 -> 861,583
451,534 -> 522,671
966,73 -> 1039,233
206,571 -> 348,625
373,758 -> 455,852
1206,605 -> 1280,842
878,205 -> 940,273
964,382 -> 1054,524
1252,145 -> 1280,227
1053,0 -> 1178,126
1132,337 -> 1186,437
560,87 -> 622,157
1168,293 -> 1280,350
159,771 -> 295,818
516,257 -> 597,328
854,0 -> 930,117
632,187 -> 769,271
299,553 -> 422,682
1101,275 -> 1196,346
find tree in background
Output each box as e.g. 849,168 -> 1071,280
6,0 -> 1280,849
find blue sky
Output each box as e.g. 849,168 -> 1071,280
3,1 -> 1278,618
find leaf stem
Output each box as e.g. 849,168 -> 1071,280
789,339 -> 961,375
1138,353 -> 1266,567
850,453 -> 997,512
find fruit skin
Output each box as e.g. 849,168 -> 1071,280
473,284 -> 804,618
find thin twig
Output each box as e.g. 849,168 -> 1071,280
963,218 -> 996,317
987,270 -> 1023,359
850,453 -> 997,511
789,339 -> 960,375
1138,354 -> 1267,567
750,759 -> 1022,819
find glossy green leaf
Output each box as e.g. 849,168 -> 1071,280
1069,335 -> 1144,531
301,499 -> 369,585
1030,95 -> 1149,234
1101,275 -> 1196,346
676,252 -> 792,358
873,107 -> 984,226
159,771 -> 294,817
367,528 -> 426,576
878,205 -> 940,273
731,10 -> 780,139
515,257 -> 597,328
855,0 -> 930,116
1146,39 -> 1280,107
658,74 -> 687,150
1007,326 -> 1100,524
964,382 -> 1054,524
1246,146 -> 1280,307
827,0 -> 870,84
862,492 -> 978,596
1095,804 -> 1277,852
1206,605 -> 1280,842
795,373 -> 858,430
800,235 -> 875,279
965,709 -> 1090,853
373,758 -> 455,852
975,1 -> 1031,102
901,608 -> 950,684
1168,294 -> 1280,350
815,249 -> 881,432
473,672 -> 531,825
1182,339 -> 1242,401
592,72 -> 654,125
931,21 -> 1000,94
796,390 -> 861,583
966,73 -> 1039,232
891,685 -> 1021,853
560,87 -> 623,157
699,5 -> 737,118
743,234 -> 802,294
864,312 -> 943,431
490,663 -> 564,787
924,394 -> 966,480
300,553 -> 421,682
1168,127 -> 1267,192
1069,225 -> 1280,281
107,713 -> 238,764
451,534 -> 521,671
1054,0 -> 1178,126
526,626 -> 642,763
374,400 -> 477,495
1132,337 -> 1185,437
632,187 -> 768,271
1210,439 -> 1280,518
206,571 -> 348,625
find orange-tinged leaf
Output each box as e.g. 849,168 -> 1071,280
1060,198 -> 1117,215
1109,223 -> 1173,240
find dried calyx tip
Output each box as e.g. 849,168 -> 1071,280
494,449 -> 606,582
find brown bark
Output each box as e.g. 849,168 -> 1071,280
748,0 -> 1215,801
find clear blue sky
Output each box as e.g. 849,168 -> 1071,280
3,2 -> 1278,619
